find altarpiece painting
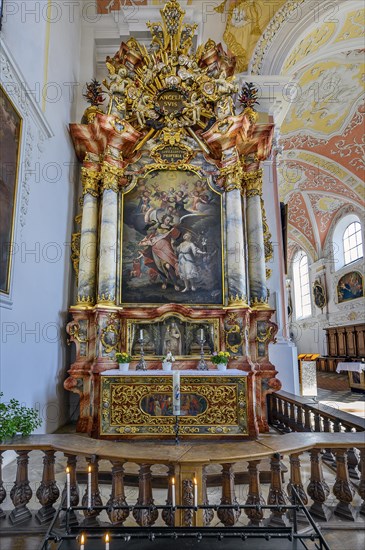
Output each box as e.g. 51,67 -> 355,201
122,170 -> 223,305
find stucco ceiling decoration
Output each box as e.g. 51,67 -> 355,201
275,3 -> 365,260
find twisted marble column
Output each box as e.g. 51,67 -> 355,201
224,176 -> 248,307
97,164 -> 119,305
245,170 -> 268,306
77,165 -> 100,305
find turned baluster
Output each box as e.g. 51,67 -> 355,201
133,464 -> 158,527
36,450 -> 60,524
270,395 -> 278,425
245,460 -> 265,526
303,407 -> 312,432
333,419 -> 342,433
333,448 -> 356,521
107,461 -> 129,525
82,456 -> 103,523
9,450 -> 33,525
202,465 -> 213,526
282,401 -> 291,432
345,428 -> 360,480
277,400 -> 285,430
0,452 -> 6,519
217,463 -> 240,526
287,453 -> 308,520
266,453 -> 288,527
313,410 -> 322,432
322,417 -> 335,463
296,405 -> 304,431
289,403 -> 296,431
162,465 -> 175,527
358,448 -> 365,516
307,449 -> 331,521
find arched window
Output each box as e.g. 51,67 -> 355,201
343,221 -> 363,265
293,251 -> 311,319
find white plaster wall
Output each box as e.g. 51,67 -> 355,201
0,1 -> 82,433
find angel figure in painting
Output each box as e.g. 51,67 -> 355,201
177,231 -> 206,292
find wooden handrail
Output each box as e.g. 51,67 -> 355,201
273,390 -> 365,431
0,432 -> 364,465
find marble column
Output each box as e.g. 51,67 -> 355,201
97,166 -> 119,304
77,166 -> 100,305
225,180 -> 248,307
245,170 -> 268,305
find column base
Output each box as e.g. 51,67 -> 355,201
35,505 -> 56,525
9,506 -> 32,525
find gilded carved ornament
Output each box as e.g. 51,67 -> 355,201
101,162 -> 124,193
227,293 -> 249,308
71,232 -> 81,283
100,313 -> 119,354
261,198 -> 273,263
81,167 -> 100,198
67,321 -> 89,345
243,169 -> 263,197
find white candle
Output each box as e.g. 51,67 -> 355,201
105,533 -> 110,550
87,465 -> 92,508
193,477 -> 198,508
200,328 -> 204,339
80,534 -> 85,550
66,467 -> 71,509
171,477 -> 176,507
173,371 -> 180,416
140,329 -> 143,339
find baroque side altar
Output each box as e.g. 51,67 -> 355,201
64,0 -> 281,440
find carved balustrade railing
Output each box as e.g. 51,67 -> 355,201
268,391 -> 365,481
0,433 -> 364,545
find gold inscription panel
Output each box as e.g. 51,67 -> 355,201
100,375 -> 248,438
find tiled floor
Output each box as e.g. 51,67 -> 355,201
317,372 -> 365,418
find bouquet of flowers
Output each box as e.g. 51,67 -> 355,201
211,351 -> 230,365
163,352 -> 175,364
115,352 -> 132,364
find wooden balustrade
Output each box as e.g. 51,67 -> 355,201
0,432 -> 364,534
268,391 -> 365,482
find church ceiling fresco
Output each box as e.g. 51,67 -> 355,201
277,5 -> 365,259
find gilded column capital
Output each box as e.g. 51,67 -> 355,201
221,162 -> 244,192
101,162 -> 124,193
243,169 -> 263,197
81,166 -> 101,197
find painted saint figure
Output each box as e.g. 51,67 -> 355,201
177,231 -> 206,292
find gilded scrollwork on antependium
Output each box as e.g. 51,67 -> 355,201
101,375 -> 248,436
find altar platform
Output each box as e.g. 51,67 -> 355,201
97,370 -> 257,440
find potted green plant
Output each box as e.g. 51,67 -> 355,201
211,351 -> 230,371
115,352 -> 132,372
0,392 -> 42,441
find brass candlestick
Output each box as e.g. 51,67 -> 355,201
197,337 -> 208,370
136,337 -> 147,371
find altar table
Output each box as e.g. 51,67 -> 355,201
98,370 -> 256,440
336,362 -> 365,373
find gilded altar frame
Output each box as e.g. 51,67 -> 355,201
99,373 -> 248,439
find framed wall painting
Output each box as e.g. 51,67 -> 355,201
0,84 -> 22,295
313,279 -> 326,311
337,271 -> 364,303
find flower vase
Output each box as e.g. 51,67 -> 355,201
216,363 -> 227,371
162,361 -> 172,371
118,362 -> 130,372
